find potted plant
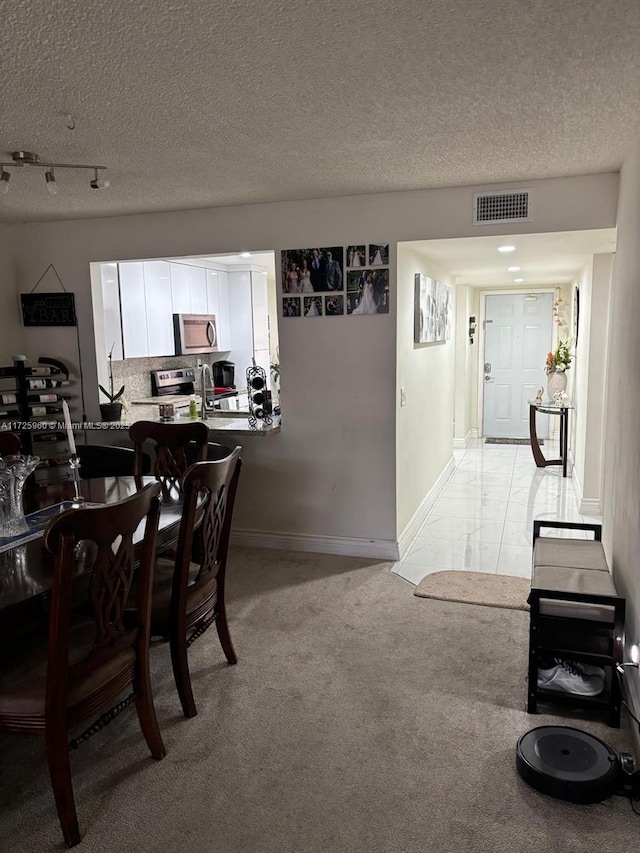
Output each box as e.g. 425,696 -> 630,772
99,345 -> 125,422
545,338 -> 572,398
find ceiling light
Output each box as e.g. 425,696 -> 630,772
0,150 -> 108,195
498,245 -> 516,253
240,252 -> 251,259
507,266 -> 521,272
90,168 -> 110,190
513,278 -> 525,283
45,168 -> 57,195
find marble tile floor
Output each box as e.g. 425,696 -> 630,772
393,438 -> 599,586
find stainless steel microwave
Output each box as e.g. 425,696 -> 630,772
173,313 -> 218,354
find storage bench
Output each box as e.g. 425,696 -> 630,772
527,520 -> 625,727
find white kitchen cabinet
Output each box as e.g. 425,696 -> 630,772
119,262 -> 149,358
206,268 -> 231,350
144,261 -> 174,356
100,263 -> 123,360
189,266 -> 208,313
251,271 -> 269,351
170,263 -> 192,314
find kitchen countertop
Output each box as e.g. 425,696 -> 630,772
110,403 -> 280,436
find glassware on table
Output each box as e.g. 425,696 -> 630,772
0,454 -> 40,537
68,455 -> 85,506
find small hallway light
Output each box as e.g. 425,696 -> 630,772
498,245 -> 516,253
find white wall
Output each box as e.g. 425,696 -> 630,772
602,137 -> 640,720
396,247 -> 455,536
572,254 -> 613,512
453,284 -> 477,445
6,173 -> 618,555
0,226 -> 23,364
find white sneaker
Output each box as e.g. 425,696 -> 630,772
554,658 -> 606,680
537,661 -> 604,696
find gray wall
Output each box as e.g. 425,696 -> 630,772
603,137 -> 640,718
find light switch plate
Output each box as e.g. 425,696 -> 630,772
400,387 -> 407,407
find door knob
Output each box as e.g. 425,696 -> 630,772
484,375 -> 493,382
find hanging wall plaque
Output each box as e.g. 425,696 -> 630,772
20,292 -> 77,327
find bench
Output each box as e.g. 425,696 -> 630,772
527,520 -> 625,727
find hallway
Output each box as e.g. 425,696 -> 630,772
394,439 -> 595,584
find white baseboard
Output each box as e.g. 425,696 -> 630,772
571,466 -> 602,515
230,529 -> 399,561
396,456 -> 455,560
453,429 -> 477,449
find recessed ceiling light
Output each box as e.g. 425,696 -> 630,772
507,266 -> 521,272
498,245 -> 516,253
513,278 -> 525,283
240,251 -> 251,259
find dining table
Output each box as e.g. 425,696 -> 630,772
0,476 -> 185,634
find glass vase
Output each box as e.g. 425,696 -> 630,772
0,454 -> 40,537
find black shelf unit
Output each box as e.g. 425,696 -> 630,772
0,358 -> 75,481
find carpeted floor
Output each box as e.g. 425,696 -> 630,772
0,548 -> 637,852
414,570 -> 530,610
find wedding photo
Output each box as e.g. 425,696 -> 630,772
304,296 -> 323,317
325,295 -> 344,315
282,297 -> 301,317
368,243 -> 389,266
281,247 -> 344,293
346,269 -> 389,315
347,245 -> 366,268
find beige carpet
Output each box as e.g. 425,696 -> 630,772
414,570 -> 530,610
0,549 -> 636,853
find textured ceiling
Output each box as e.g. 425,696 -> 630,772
0,0 -> 638,224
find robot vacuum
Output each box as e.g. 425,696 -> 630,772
516,726 -> 638,804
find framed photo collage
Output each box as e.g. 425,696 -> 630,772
280,244 -> 390,318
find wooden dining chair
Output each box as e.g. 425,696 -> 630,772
129,420 -> 209,492
0,482 -> 165,847
150,447 -> 242,717
0,432 -> 21,455
75,443 -> 151,479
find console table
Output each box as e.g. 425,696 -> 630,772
528,400 -> 573,477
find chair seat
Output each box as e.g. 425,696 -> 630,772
150,558 -> 218,633
533,538 -> 609,572
0,621 -> 136,726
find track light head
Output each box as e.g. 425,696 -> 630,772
90,169 -> 110,189
45,168 -> 57,196
0,169 -> 10,194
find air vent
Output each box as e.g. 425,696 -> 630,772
473,191 -> 530,225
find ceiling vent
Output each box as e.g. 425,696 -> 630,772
473,190 -> 530,225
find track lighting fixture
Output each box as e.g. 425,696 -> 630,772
45,168 -> 57,195
0,151 -> 109,195
90,168 -> 110,190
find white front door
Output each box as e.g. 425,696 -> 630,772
483,292 -> 553,438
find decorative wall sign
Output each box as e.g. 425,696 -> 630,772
20,292 -> 77,327
414,274 -> 452,343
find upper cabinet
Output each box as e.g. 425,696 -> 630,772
110,260 -> 263,360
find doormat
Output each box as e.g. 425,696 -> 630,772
485,437 -> 543,445
414,571 -> 530,611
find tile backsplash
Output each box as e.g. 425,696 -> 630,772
111,355 -> 202,402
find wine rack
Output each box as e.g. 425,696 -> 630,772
0,357 -> 76,482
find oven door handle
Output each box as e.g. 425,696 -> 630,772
206,320 -> 216,348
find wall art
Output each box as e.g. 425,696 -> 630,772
347,269 -> 389,315
414,274 -> 452,342
281,247 -> 344,293
282,297 -> 301,317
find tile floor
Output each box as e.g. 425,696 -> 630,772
393,438 -> 599,585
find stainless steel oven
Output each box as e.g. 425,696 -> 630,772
173,313 -> 218,355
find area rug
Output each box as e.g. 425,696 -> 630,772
414,570 -> 530,611
485,437 -> 543,445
